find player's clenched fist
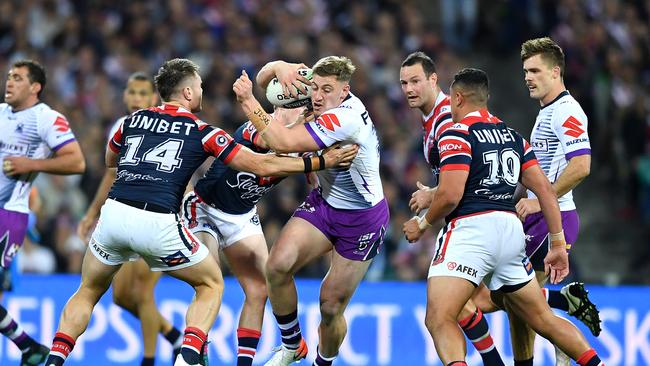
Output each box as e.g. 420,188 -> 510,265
233,70 -> 254,102
403,216 -> 424,243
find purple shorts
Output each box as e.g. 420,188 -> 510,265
0,208 -> 29,269
523,209 -> 579,270
293,190 -> 389,261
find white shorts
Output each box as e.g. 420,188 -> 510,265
428,211 -> 535,291
89,199 -> 210,271
182,192 -> 263,249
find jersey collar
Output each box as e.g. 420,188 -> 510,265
541,90 -> 569,110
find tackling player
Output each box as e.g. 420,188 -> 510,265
403,67 -> 604,366
1,59 -> 85,366
44,58 -> 357,366
233,56 -> 389,366
181,106 -> 311,366
76,72 -> 184,366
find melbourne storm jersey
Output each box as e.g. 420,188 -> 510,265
0,102 -> 76,213
304,93 -> 384,209
194,121 -> 285,214
421,91 -> 452,183
527,91 -> 590,211
107,104 -> 241,213
438,109 -> 537,222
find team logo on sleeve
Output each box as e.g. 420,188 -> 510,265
317,113 -> 341,132
562,116 -> 585,138
53,116 -> 70,132
216,134 -> 229,146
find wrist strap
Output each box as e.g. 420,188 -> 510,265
418,216 -> 432,231
318,155 -> 326,170
549,230 -> 566,248
303,157 -> 312,173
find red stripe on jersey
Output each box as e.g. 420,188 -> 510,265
460,109 -> 501,126
440,164 -> 470,171
108,140 -> 120,153
238,348 -> 256,356
222,143 -> 242,164
521,159 -> 538,171
434,120 -> 455,140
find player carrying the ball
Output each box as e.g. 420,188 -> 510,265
233,56 -> 389,366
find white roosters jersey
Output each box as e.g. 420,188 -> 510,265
527,91 -> 590,211
304,93 -> 384,209
108,116 -> 126,141
0,102 -> 76,213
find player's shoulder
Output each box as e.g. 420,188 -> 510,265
35,103 -> 67,125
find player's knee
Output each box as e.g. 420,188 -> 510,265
319,295 -> 347,325
112,287 -> 132,310
242,280 -> 267,306
265,256 -> 294,285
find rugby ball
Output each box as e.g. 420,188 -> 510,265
265,68 -> 312,108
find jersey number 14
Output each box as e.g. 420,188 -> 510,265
119,135 -> 184,173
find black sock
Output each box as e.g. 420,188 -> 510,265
141,357 -> 155,366
164,327 -> 182,348
514,358 -> 534,366
548,289 -> 570,311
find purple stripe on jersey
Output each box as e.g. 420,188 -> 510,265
304,124 -> 327,149
52,138 -> 76,151
566,148 -> 591,160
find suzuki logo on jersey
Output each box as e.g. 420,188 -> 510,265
562,116 -> 585,138
53,116 -> 70,132
317,113 -> 341,132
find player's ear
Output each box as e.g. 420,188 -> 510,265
30,82 -> 42,95
182,86 -> 192,101
429,72 -> 438,85
341,83 -> 350,100
552,65 -> 561,79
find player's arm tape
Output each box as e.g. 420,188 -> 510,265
303,156 -> 326,172
248,106 -> 272,136
417,215 -> 432,231
549,230 -> 569,249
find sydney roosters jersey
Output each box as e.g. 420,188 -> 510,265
107,104 -> 241,213
438,109 -> 537,222
421,91 -> 452,183
0,102 -> 76,213
527,91 -> 590,210
193,121 -> 285,214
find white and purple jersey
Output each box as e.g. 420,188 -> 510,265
527,91 -> 590,211
304,93 -> 384,209
0,102 -> 76,213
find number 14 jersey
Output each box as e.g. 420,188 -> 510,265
107,104 -> 241,213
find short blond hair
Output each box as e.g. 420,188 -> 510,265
312,56 -> 356,82
521,37 -> 565,77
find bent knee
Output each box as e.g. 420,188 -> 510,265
320,295 -> 347,324
265,257 -> 295,284
242,281 -> 268,305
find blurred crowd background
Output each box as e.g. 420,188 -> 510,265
2,0 -> 649,283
